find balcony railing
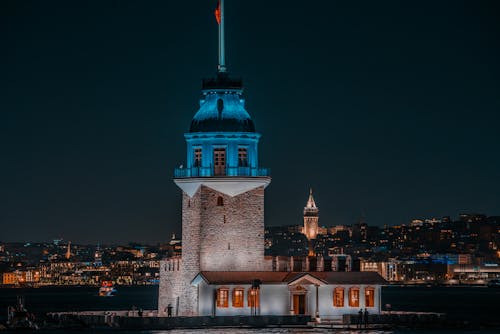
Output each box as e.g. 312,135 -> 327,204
174,166 -> 270,178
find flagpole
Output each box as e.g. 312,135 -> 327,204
218,0 -> 226,73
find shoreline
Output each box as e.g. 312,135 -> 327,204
44,312 -> 448,331
0,282 -> 494,289
2,285 -> 499,330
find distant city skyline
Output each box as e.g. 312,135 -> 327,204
1,0 -> 499,243
1,210 -> 498,245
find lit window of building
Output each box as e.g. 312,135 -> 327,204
248,288 -> 260,307
217,288 -> 229,308
348,287 -> 360,307
333,287 -> 344,307
365,287 -> 375,307
232,288 -> 244,307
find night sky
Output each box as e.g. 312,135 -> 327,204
1,1 -> 499,244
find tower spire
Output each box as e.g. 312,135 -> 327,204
306,188 -> 317,209
216,0 -> 226,73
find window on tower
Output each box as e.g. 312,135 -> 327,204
193,148 -> 202,167
213,148 -> 226,176
238,147 -> 248,167
217,196 -> 224,206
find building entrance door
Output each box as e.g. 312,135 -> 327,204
213,148 -> 226,176
293,294 -> 306,315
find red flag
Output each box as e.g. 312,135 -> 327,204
214,1 -> 221,25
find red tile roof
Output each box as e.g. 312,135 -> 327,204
309,272 -> 387,285
199,271 -> 386,285
200,271 -> 294,284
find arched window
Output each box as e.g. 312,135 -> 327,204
232,288 -> 244,307
217,196 -> 224,206
348,287 -> 360,307
333,287 -> 344,307
216,288 -> 229,308
248,288 -> 260,308
365,287 -> 375,307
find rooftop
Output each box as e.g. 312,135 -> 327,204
189,73 -> 255,133
197,271 -> 386,285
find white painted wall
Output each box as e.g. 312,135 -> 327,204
259,285 -> 291,316
317,284 -> 381,319
197,282 -> 382,317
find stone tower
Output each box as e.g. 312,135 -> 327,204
159,0 -> 271,316
303,189 -> 319,240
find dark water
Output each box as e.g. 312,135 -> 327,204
0,285 -> 498,333
383,285 -> 499,324
0,285 -> 157,318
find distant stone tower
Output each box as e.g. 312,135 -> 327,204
159,0 -> 271,316
65,241 -> 71,260
303,189 -> 319,240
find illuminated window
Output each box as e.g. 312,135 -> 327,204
217,196 -> 224,206
348,287 -> 360,307
365,287 -> 375,307
193,148 -> 202,167
217,288 -> 229,308
238,148 -> 248,167
248,288 -> 260,307
213,148 -> 226,176
333,287 -> 344,307
233,288 -> 244,307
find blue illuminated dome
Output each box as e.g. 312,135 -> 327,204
189,73 -> 255,133
175,72 -> 268,178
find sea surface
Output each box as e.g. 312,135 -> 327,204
0,285 -> 499,333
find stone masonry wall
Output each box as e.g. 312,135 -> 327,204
199,185 -> 270,271
158,257 -> 183,316
178,188 -> 203,316
159,184 -> 271,316
159,188 -> 202,317
304,216 -> 319,240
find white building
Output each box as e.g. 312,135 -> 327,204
192,271 -> 384,319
